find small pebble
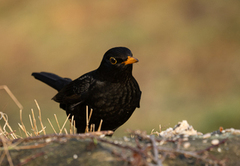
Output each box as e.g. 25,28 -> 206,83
73,154 -> 78,159
211,139 -> 219,145
45,138 -> 52,143
100,134 -> 105,138
203,133 -> 211,139
183,142 -> 191,149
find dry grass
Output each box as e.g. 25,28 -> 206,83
0,85 -> 106,165
84,106 -> 103,133
0,99 -> 76,139
0,85 -> 104,140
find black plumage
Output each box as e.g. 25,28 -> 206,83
32,47 -> 141,134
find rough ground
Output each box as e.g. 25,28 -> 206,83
1,121 -> 240,166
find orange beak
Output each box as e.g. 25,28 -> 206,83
122,56 -> 139,65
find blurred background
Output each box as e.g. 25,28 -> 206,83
1,0 -> 240,137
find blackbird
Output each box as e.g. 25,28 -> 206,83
32,47 -> 141,134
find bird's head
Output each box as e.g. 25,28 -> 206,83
97,47 -> 139,81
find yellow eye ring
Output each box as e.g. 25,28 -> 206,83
109,57 -> 117,65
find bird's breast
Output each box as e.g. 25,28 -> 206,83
87,80 -> 137,113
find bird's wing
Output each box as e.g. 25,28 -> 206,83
52,74 -> 94,104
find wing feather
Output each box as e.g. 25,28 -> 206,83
52,73 -> 94,104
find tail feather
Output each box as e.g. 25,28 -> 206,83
32,72 -> 72,91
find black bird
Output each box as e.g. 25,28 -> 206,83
32,47 -> 141,134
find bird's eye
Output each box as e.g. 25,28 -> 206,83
109,57 -> 117,65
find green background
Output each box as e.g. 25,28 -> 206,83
1,1 -> 240,137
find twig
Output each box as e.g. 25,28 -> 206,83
0,85 -> 23,110
97,119 -> 103,132
0,151 -> 6,165
19,110 -> 28,137
59,114 -> 70,134
70,115 -> 75,134
1,113 -> 17,139
64,128 -> 68,134
47,118 -> 57,134
35,99 -> 46,135
28,114 -> 35,135
18,151 -> 44,166
89,109 -> 93,122
150,135 -> 163,166
54,114 -> 61,132
31,109 -> 38,135
85,106 -> 93,133
0,127 -> 14,166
